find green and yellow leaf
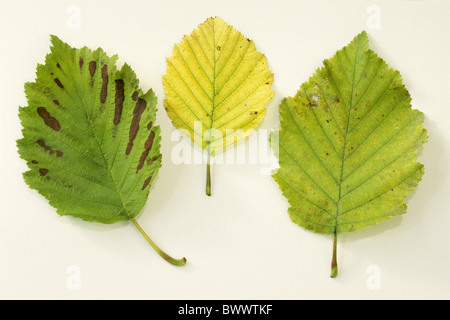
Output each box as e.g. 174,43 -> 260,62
272,31 -> 427,277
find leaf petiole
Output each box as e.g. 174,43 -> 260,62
330,232 -> 338,278
206,152 -> 211,196
131,218 -> 186,266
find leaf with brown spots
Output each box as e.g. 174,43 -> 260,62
17,35 -> 185,266
271,32 -> 427,277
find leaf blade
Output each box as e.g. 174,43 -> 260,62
17,36 -> 162,224
163,17 -> 274,152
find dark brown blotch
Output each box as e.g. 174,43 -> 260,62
37,139 -> 63,157
37,107 -> 61,131
132,91 -> 139,101
54,78 -> 64,89
39,168 -> 49,176
79,58 -> 84,69
53,99 -> 60,106
31,160 -> 38,164
142,175 -> 153,190
100,64 -> 108,103
114,79 -> 125,125
126,98 -> 147,155
37,139 -> 54,155
89,61 -> 96,76
136,131 -> 155,173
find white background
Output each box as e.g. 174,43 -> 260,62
1,0 -> 449,300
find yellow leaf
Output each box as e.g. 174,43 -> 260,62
163,17 -> 274,195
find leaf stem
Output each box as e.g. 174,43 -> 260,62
330,232 -> 338,278
206,152 -> 211,196
130,218 -> 186,266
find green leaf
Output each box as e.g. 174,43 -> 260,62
17,36 -> 186,266
163,17 -> 274,195
272,31 -> 427,277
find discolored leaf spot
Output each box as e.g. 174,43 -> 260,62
53,99 -> 60,106
37,107 -> 61,131
54,78 -> 64,89
132,91 -> 139,101
146,156 -> 156,166
89,61 -> 96,76
114,79 -> 124,125
100,64 -> 108,103
126,98 -> 147,155
79,58 -> 84,69
37,139 -> 64,157
31,160 -> 38,164
137,131 -> 155,173
39,168 -> 49,176
142,175 -> 153,190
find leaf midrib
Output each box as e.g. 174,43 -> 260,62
334,36 -> 364,232
69,55 -> 131,218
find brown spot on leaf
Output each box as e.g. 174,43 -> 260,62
54,78 -> 64,89
39,168 -> 49,176
126,98 -> 147,155
37,139 -> 63,157
37,107 -> 61,131
146,156 -> 156,166
31,160 -> 38,164
132,91 -> 139,101
147,121 -> 153,130
100,65 -> 108,103
56,63 -> 61,69
37,139 -> 54,155
89,61 -> 96,76
79,58 -> 84,69
114,79 -> 124,125
142,175 -> 153,190
216,45 -> 221,51
136,131 -> 155,173
53,100 -> 60,106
